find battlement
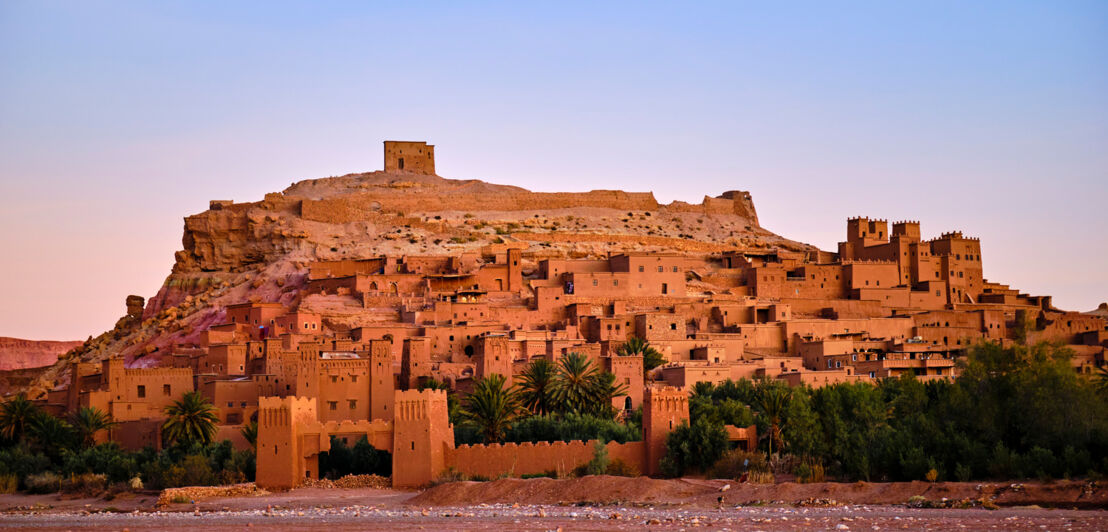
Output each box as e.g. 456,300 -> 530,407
258,395 -> 317,427
122,367 -> 193,377
645,386 -> 689,409
321,418 -> 392,434
847,216 -> 888,223
393,388 -> 448,421
932,231 -> 979,242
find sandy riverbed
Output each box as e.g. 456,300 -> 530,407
0,477 -> 1104,531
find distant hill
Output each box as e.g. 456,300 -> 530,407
0,337 -> 82,371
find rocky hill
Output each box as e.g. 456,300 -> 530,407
0,337 -> 82,371
18,170 -> 813,399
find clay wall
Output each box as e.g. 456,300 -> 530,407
316,359 -> 371,423
201,379 -> 259,425
447,440 -> 646,479
309,258 -> 386,280
634,313 -> 685,341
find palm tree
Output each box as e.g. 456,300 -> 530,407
463,374 -> 522,443
241,420 -> 258,448
518,359 -> 557,415
28,412 -> 75,458
551,352 -> 599,415
69,406 -> 118,448
1095,366 -> 1108,396
0,393 -> 40,443
754,380 -> 791,455
618,337 -> 666,377
161,391 -> 220,448
588,371 -> 629,418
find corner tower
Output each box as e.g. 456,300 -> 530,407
392,388 -> 453,487
642,386 -> 689,476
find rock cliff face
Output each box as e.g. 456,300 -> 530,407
0,337 -> 82,371
20,170 -> 807,398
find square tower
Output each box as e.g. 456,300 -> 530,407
384,141 -> 435,174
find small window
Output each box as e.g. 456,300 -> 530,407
672,266 -> 678,273
227,401 -> 234,408
328,401 -> 338,411
638,265 -> 644,272
137,385 -> 146,398
351,375 -> 358,383
163,384 -> 171,396
348,400 -> 357,409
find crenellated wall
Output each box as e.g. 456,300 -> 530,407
447,439 -> 646,478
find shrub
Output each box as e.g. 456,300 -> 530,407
0,474 -> 16,494
925,468 -> 939,483
521,470 -> 558,479
61,473 -> 107,495
179,454 -> 216,486
707,449 -> 768,480
955,463 -> 973,482
25,472 -> 62,494
585,439 -> 610,476
660,418 -> 728,477
129,476 -> 143,490
748,470 -> 775,484
605,459 -> 638,477
795,460 -> 825,483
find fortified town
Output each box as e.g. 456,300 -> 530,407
27,142 -> 1107,490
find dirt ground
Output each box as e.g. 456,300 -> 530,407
0,477 -> 1104,531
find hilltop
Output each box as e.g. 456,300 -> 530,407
17,167 -> 803,398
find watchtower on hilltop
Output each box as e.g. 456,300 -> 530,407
384,141 -> 435,175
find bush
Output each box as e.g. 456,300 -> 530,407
0,474 -> 16,494
61,473 -> 107,495
180,455 -> 216,486
606,459 -> 638,477
502,414 -> 641,445
707,449 -> 768,480
319,436 -> 390,479
25,472 -> 61,494
795,460 -> 825,483
661,418 -> 728,477
518,472 -> 554,481
585,439 -> 609,476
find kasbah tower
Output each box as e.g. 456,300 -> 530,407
41,139 -> 1107,489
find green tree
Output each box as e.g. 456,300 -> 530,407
660,417 -> 728,477
551,352 -> 600,414
28,412 -> 76,459
463,373 -> 522,443
161,391 -> 220,448
518,359 -> 558,415
754,379 -> 791,455
240,420 -> 258,448
0,393 -> 40,443
588,371 -> 628,419
69,407 -> 118,448
618,337 -> 666,376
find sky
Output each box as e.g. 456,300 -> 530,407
1,1 -> 1105,341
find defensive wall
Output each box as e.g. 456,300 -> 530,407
256,386 -> 696,490
447,440 -> 647,478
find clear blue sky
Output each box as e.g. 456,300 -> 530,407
1,1 -> 1106,340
